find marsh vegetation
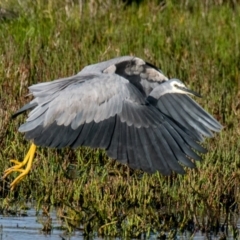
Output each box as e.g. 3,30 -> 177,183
0,0 -> 240,238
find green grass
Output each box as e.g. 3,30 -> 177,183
0,0 -> 240,238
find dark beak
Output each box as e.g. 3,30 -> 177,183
176,86 -> 202,98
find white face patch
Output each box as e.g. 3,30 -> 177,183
149,79 -> 189,99
169,80 -> 186,89
103,64 -> 117,74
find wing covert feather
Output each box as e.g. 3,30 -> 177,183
19,73 -> 148,133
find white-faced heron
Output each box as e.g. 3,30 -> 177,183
3,56 -> 223,189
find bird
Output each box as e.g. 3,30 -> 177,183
3,56 -> 222,190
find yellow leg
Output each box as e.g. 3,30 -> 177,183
3,143 -> 37,190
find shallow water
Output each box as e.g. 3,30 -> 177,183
0,208 -> 239,239
0,208 -> 84,240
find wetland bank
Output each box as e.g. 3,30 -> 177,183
0,0 -> 240,238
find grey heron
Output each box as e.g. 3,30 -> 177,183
3,56 -> 222,190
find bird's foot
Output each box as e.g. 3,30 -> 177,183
2,143 -> 36,190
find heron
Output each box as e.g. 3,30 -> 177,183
3,56 -> 222,190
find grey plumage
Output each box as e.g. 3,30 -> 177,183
13,56 -> 223,175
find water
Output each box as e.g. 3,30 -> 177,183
0,208 -> 83,240
0,208 -> 239,239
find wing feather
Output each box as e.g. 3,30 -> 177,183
137,127 -> 159,173
159,94 -> 212,138
149,89 -> 222,141
160,123 -> 196,168
116,118 -> 128,163
140,128 -> 171,174
178,94 -> 222,131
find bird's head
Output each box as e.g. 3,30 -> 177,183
168,79 -> 201,97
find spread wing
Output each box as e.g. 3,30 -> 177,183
148,83 -> 223,142
15,72 -> 206,175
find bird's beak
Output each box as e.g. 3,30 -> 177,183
177,86 -> 202,98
